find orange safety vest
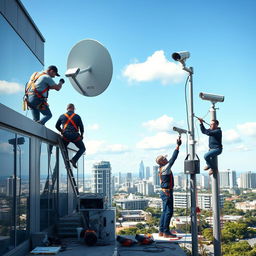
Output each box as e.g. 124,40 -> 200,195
62,113 -> 81,142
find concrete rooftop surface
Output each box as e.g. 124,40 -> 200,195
27,233 -> 190,256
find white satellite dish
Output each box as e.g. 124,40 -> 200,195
66,39 -> 113,97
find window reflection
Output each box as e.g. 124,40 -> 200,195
0,129 -> 29,254
59,148 -> 68,217
40,143 -> 57,230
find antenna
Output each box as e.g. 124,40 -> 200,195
66,39 -> 113,97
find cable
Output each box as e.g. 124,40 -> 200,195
184,75 -> 190,133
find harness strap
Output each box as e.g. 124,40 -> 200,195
62,135 -> 81,143
26,72 -> 49,98
63,113 -> 78,131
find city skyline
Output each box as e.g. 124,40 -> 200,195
1,0 -> 256,175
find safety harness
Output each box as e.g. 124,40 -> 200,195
23,72 -> 49,111
62,113 -> 81,142
159,166 -> 174,196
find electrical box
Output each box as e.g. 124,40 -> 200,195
184,154 -> 200,174
80,208 -> 116,243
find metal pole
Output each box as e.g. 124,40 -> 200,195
209,105 -> 222,256
187,67 -> 199,256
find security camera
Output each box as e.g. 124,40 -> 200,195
199,92 -> 225,103
65,67 -> 80,77
172,51 -> 190,62
173,126 -> 187,135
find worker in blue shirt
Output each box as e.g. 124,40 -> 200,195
156,136 -> 182,238
199,118 -> 222,175
55,103 -> 85,168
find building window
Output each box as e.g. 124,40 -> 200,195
0,128 -> 30,254
40,143 -> 57,231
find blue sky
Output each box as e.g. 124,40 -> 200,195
1,0 -> 256,175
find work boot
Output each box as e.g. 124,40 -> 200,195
164,232 -> 177,238
204,166 -> 210,171
70,159 -> 77,168
158,232 -> 163,237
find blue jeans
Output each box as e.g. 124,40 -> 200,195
63,138 -> 86,164
28,95 -> 52,125
159,190 -> 173,234
204,148 -> 222,170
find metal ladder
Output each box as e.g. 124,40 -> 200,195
58,136 -> 80,199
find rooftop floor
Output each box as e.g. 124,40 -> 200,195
28,233 -> 191,256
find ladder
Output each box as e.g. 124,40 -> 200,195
58,136 -> 80,199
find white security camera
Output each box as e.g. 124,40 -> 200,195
199,92 -> 224,103
172,51 -> 190,62
173,126 -> 187,135
65,67 -> 80,77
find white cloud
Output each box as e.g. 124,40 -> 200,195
105,144 -> 129,154
230,144 -> 250,152
136,132 -> 177,150
237,122 -> 256,137
86,140 -> 129,155
0,80 -> 24,94
223,129 -> 241,143
143,115 -> 175,132
122,50 -> 185,85
87,124 -> 100,130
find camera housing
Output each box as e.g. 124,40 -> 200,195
173,126 -> 187,135
65,67 -> 80,77
199,92 -> 224,103
172,51 -> 190,62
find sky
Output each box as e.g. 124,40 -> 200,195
1,0 -> 256,176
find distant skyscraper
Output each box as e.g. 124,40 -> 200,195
153,166 -> 160,186
174,175 -> 182,188
126,172 -> 132,182
92,161 -> 112,207
220,169 -> 237,189
240,171 -> 255,189
6,176 -> 20,196
139,161 -> 145,180
118,172 -> 122,185
146,166 -> 150,180
200,175 -> 209,189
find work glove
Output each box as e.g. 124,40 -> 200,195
177,138 -> 182,146
59,78 -> 65,84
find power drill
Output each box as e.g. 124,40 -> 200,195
135,234 -> 154,245
116,235 -> 136,247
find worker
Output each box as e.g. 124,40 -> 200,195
156,136 -> 182,238
198,118 -> 222,175
26,65 -> 65,125
55,103 -> 85,168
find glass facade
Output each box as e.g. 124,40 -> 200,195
0,128 -> 30,255
0,14 -> 42,114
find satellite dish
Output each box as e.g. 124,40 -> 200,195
66,39 -> 113,97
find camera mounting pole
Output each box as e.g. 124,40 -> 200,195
172,51 -> 199,256
199,91 -> 224,256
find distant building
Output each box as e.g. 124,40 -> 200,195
200,175 -> 209,190
120,210 -> 150,222
116,194 -> 149,210
174,175 -> 182,189
139,161 -> 145,180
219,169 -> 237,189
205,215 -> 242,226
235,200 -> 256,211
152,166 -> 160,186
240,171 -> 256,189
92,161 -> 112,208
173,192 -> 224,210
136,180 -> 154,196
145,166 -> 150,180
126,172 -> 132,182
